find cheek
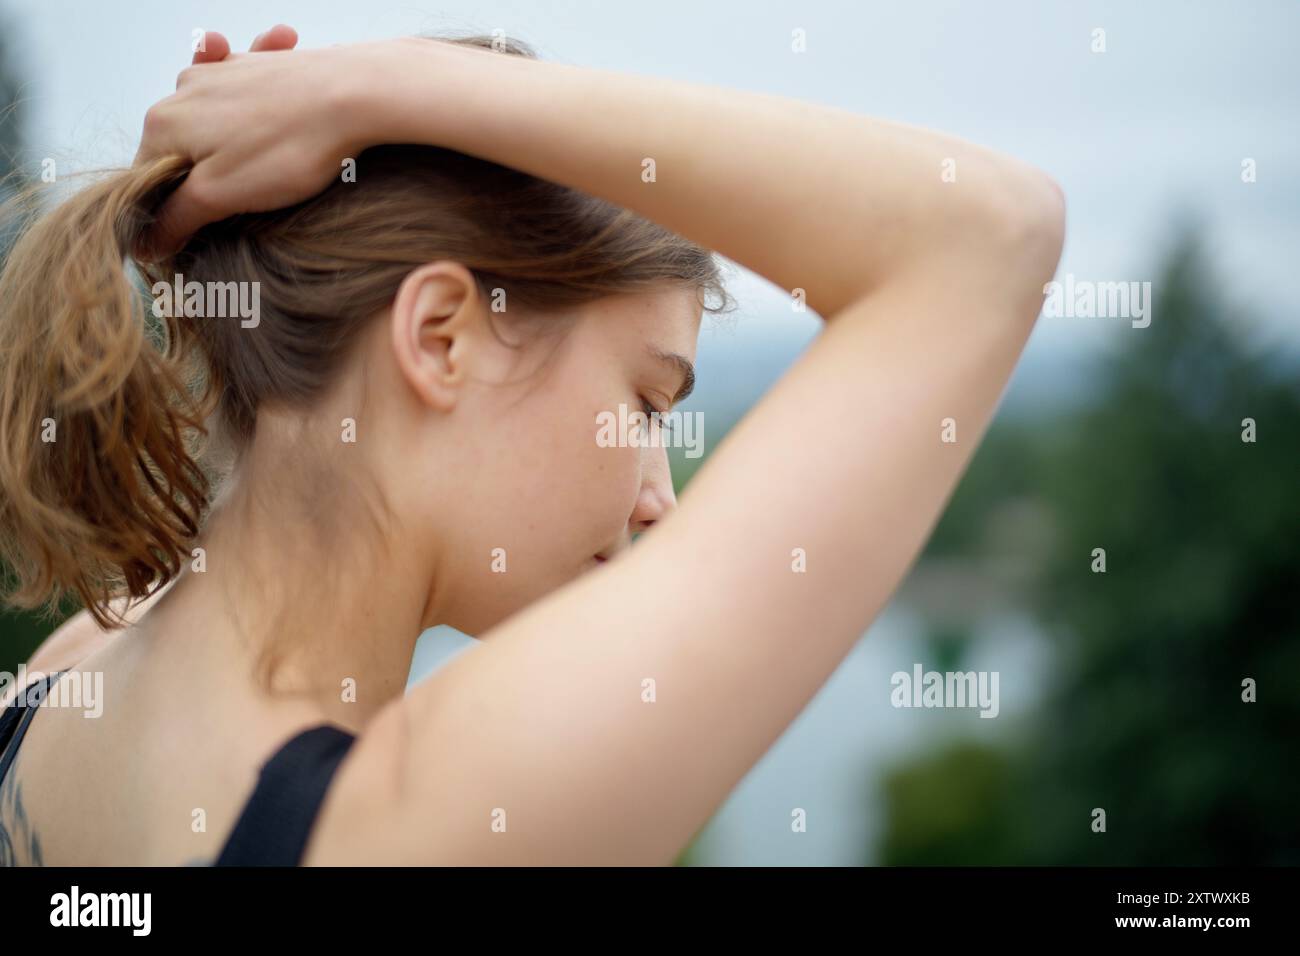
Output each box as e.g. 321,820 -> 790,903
501,378 -> 641,556
569,393 -> 643,540
586,434 -> 643,531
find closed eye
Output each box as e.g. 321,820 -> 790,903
646,346 -> 695,404
641,396 -> 675,434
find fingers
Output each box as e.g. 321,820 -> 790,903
183,24 -> 297,82
139,166 -> 224,262
150,23 -> 298,163
250,24 -> 298,52
189,23 -> 297,64
190,31 -> 230,64
137,24 -> 300,257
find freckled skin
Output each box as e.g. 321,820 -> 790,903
409,284 -> 702,637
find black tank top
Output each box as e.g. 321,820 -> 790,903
0,671 -> 356,866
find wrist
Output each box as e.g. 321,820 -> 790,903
335,36 -> 535,155
333,38 -> 450,150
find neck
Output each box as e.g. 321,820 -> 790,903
133,440 -> 433,733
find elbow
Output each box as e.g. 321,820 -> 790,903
990,165 -> 1067,287
958,163 -> 1066,318
1021,171 -> 1067,283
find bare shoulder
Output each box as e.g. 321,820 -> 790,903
34,610 -> 110,664
1,613 -> 110,708
0,588 -> 173,708
299,696 -> 425,865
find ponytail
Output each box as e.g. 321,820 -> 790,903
0,157 -> 213,628
0,37 -> 732,633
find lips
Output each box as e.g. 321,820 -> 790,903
592,545 -> 625,566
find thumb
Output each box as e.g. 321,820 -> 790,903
139,165 -> 225,261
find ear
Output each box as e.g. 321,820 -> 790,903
390,261 -> 487,411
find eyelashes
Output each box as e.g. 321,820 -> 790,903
639,396 -> 675,436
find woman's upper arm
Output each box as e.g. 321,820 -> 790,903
317,196 -> 1065,865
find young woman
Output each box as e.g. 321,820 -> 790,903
0,25 -> 1064,865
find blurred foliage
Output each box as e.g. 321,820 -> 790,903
878,229 -> 1300,864
1,29 -> 26,265
0,15 -> 23,183
0,17 -> 55,674
0,608 -> 65,676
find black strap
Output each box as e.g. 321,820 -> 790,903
0,672 -> 353,866
214,724 -> 357,866
0,672 -> 64,788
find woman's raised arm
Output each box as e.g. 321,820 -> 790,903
145,36 -> 1061,317
164,39 -> 1070,864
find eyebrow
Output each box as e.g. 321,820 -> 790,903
647,346 -> 696,404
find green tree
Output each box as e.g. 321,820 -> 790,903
0,15 -> 71,673
877,228 -> 1300,865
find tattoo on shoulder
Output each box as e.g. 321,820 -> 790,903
0,756 -> 44,867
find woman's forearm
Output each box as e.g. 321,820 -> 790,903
363,37 -> 1061,318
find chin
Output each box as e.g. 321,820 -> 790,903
455,570 -> 582,637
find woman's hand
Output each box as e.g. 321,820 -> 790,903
190,23 -> 300,63
136,26 -> 381,258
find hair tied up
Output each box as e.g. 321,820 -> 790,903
0,155 -> 214,627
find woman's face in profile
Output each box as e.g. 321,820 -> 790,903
393,283 -> 702,636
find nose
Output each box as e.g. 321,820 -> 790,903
628,444 -> 677,536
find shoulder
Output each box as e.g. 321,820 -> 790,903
1,614 -> 99,708
31,610 -> 107,668
1,587 -> 168,707
299,698 -> 427,865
